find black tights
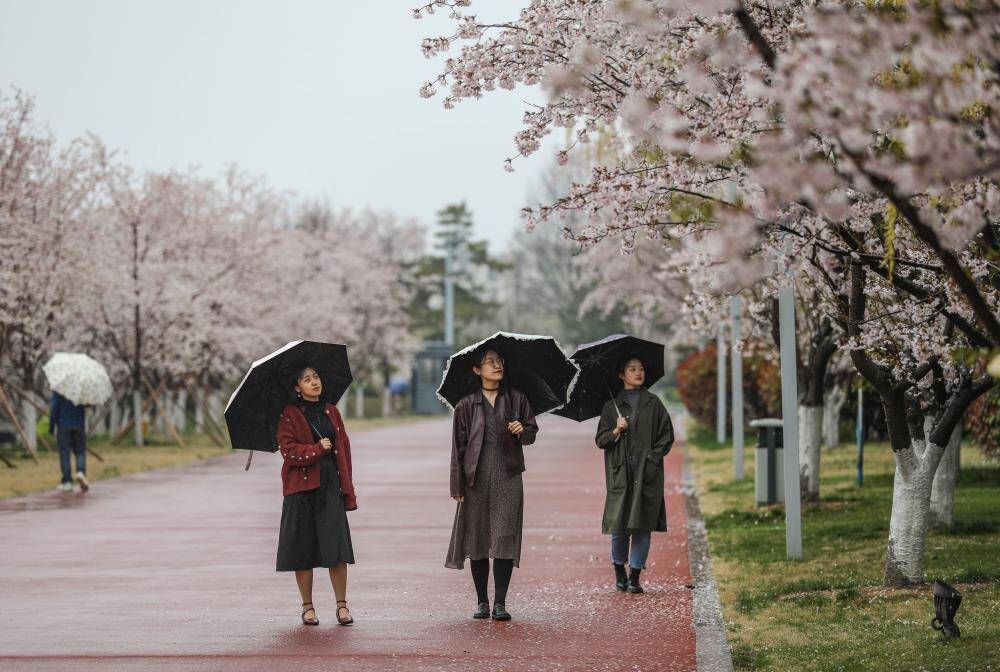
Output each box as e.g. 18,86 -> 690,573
470,558 -> 514,605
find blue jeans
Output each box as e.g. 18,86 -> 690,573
57,428 -> 86,483
610,531 -> 651,570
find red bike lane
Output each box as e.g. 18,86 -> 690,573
0,415 -> 696,671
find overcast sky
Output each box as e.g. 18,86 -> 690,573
0,1 -> 557,252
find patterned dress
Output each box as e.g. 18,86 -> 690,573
446,399 -> 524,569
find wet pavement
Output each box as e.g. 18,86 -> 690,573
0,415 -> 696,671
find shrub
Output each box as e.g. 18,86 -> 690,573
676,342 -> 781,428
966,387 -> 1000,461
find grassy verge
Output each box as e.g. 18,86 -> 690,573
687,420 -> 1000,671
0,414 -> 436,500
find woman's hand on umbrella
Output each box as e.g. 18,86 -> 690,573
320,438 -> 333,451
613,417 -> 628,436
508,420 -> 524,436
452,495 -> 464,502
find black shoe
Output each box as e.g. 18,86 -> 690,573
473,601 -> 490,619
614,563 -> 628,592
627,568 -> 644,594
491,603 -> 511,621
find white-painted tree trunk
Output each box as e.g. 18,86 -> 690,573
798,404 -> 823,500
155,395 -> 166,434
22,398 -> 37,452
884,439 -> 944,586
132,390 -> 144,446
929,423 -> 961,529
175,389 -> 188,433
194,388 -> 205,433
822,384 -> 846,449
355,386 -> 365,419
110,399 -> 121,436
119,404 -> 131,435
208,391 -> 222,428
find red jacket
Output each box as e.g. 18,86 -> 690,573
276,402 -> 357,509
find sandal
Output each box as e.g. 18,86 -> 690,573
301,602 -> 319,626
336,600 -> 354,626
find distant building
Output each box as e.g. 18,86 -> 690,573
411,341 -> 453,414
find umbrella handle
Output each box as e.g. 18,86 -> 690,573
244,451 -> 254,471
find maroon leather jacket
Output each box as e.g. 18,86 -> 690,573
276,402 -> 357,509
450,387 -> 538,497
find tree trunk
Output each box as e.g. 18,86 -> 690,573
355,385 -> 365,419
798,404 -> 822,501
823,384 -> 846,449
194,387 -> 205,433
22,397 -> 37,453
120,404 -> 131,435
209,391 -> 222,428
132,390 -> 144,447
156,394 -> 168,434
110,399 -> 121,437
175,389 -> 188,433
929,423 -> 961,529
884,439 -> 943,587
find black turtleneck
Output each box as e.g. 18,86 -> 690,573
301,399 -> 335,444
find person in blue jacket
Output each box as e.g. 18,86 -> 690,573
49,392 -> 89,492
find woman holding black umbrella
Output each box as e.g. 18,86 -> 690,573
445,346 -> 539,621
275,365 -> 357,626
595,356 -> 674,594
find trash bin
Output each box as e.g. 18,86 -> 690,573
750,418 -> 784,505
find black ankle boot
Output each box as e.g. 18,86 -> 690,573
473,601 -> 490,619
614,563 -> 628,592
627,568 -> 644,594
491,602 -> 511,621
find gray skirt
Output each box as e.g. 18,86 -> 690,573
276,453 -> 355,571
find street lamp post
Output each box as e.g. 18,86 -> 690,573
778,282 -> 803,560
731,295 -> 744,480
444,235 -> 456,347
716,323 -> 727,443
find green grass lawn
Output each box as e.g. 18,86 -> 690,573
687,422 -> 1000,671
0,414 -> 436,500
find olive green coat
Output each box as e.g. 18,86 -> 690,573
595,388 -> 674,534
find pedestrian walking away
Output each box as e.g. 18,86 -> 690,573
595,356 -> 674,594
49,391 -> 89,493
445,347 -> 539,621
275,365 -> 357,626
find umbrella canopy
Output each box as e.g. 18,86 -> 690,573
436,331 -> 579,415
42,353 -> 113,406
225,340 -> 353,453
552,334 -> 665,422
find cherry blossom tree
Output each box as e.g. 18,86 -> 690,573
414,0 -> 999,586
0,89 -> 102,450
292,202 -> 421,413
2,89 -> 419,446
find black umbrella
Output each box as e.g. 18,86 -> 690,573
436,331 -> 579,416
225,341 -> 353,466
552,333 -> 665,422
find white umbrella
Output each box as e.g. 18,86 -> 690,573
42,353 -> 113,406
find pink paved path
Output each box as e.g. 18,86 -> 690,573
0,415 -> 696,671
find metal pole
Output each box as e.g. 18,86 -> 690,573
856,385 -> 864,486
716,323 -> 727,443
731,295 -> 744,480
444,237 -> 455,346
778,284 -> 803,559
